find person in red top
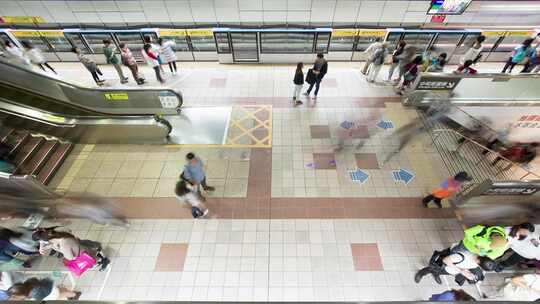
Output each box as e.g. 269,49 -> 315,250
455,60 -> 478,75
422,171 -> 472,208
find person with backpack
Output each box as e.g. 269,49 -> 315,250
361,37 -> 382,75
20,40 -> 56,74
304,53 -> 328,99
367,43 -> 388,83
387,41 -> 406,81
459,224 -> 508,260
102,39 -> 128,84
292,62 -> 304,105
175,180 -> 209,218
461,35 -> 486,65
422,171 -> 472,208
158,38 -> 177,75
502,38 -> 535,73
414,243 -> 484,286
119,43 -> 144,85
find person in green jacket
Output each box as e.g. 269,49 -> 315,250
102,39 -> 128,84
461,225 -> 508,260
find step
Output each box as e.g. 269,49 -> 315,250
0,127 -> 14,143
36,142 -> 73,185
8,133 -> 30,156
17,140 -> 59,176
12,136 -> 44,170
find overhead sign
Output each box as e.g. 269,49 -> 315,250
332,29 -> 358,37
0,16 -> 45,24
10,30 -> 63,38
358,30 -> 386,37
430,15 -> 446,23
104,92 -> 129,101
186,29 -> 213,37
482,31 -> 507,38
159,29 -> 187,37
415,76 -> 461,91
427,0 -> 472,15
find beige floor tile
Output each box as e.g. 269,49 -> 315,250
76,160 -> 102,178
206,160 -> 228,179
125,152 -> 148,160
227,161 -> 250,179
117,161 -> 143,178
94,160 -> 122,178
146,151 -> 168,161
223,179 -> 248,197
161,161 -> 183,178
85,178 -> 114,196
66,177 -> 92,196
107,178 -> 137,197
138,161 -> 165,178
130,178 -> 158,197
153,178 -> 177,197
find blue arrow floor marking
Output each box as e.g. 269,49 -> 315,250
391,168 -> 415,185
349,169 -> 369,184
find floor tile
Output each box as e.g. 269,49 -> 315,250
355,153 -> 380,169
154,243 -> 188,271
312,153 -> 337,170
310,125 -> 331,139
209,78 -> 227,88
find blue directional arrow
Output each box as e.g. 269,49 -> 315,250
376,119 -> 394,130
391,168 -> 415,184
349,169 -> 369,184
340,120 -> 355,130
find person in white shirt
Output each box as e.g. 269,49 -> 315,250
461,35 -> 485,65
175,180 -> 209,218
2,40 -> 31,67
20,40 -> 56,74
499,223 -> 538,268
158,38 -> 178,75
361,38 -> 383,75
501,273 -> 540,301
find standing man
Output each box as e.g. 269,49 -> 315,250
102,39 -> 128,84
181,152 -> 215,194
304,53 -> 328,99
361,37 -> 382,75
422,171 -> 472,208
367,43 -> 388,83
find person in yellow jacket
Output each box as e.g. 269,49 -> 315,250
461,225 -> 508,260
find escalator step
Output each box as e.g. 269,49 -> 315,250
0,127 -> 14,143
8,133 -> 30,156
12,137 -> 44,171
19,140 -> 59,176
36,142 -> 73,185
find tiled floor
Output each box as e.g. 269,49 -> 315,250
13,62 -> 515,302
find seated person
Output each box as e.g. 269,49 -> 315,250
414,243 -> 484,286
460,224 -> 508,260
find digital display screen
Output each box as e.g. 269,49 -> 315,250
427,0 -> 472,15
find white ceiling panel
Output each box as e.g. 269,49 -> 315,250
264,11 -> 287,22
98,11 -> 124,23
239,0 -> 263,10
357,1 -> 383,23
333,0 -> 361,23
0,1 -> 26,15
190,0 -> 216,22
287,10 -> 310,22
143,1 -> 172,22
163,0 -> 193,22
92,1 -> 118,11
115,1 -> 142,12
67,1 -> 95,12
74,11 -> 101,23
287,0 -> 312,10
264,0 -> 287,10
214,0 -> 240,22
18,1 -> 54,22
380,1 -> 408,23
239,11 -> 263,22
402,11 -> 426,24
445,12 -> 474,24
42,1 -> 78,23
310,0 -> 336,22
121,11 -> 146,22
407,0 -> 430,12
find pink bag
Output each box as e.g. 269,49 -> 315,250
63,251 -> 96,277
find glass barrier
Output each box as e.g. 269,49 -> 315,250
114,32 -> 143,52
187,29 -> 216,52
11,31 -> 51,53
315,33 -> 330,53
452,33 -> 480,56
214,32 -> 231,53
43,33 -> 73,52
260,32 -> 315,53
431,33 -> 463,56
82,33 -> 114,54
65,33 -> 90,53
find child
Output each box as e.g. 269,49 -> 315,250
422,171 -> 472,208
426,53 -> 447,72
293,62 -> 304,105
455,59 -> 478,75
175,180 -> 209,218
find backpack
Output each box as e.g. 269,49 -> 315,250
372,48 -> 385,65
191,206 -> 204,218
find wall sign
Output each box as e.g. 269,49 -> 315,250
0,16 -> 45,24
104,92 -> 129,101
415,76 -> 461,91
158,91 -> 179,108
483,187 -> 538,196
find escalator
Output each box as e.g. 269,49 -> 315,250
0,56 -> 183,144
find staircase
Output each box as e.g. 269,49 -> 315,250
0,126 -> 73,185
420,112 -> 539,183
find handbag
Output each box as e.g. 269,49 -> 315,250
305,69 -> 316,85
63,251 -> 96,277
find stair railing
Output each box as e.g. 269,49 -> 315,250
431,128 -> 540,180
0,172 -> 60,199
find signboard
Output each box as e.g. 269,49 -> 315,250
415,76 -> 461,91
357,30 -> 386,37
104,92 -> 129,101
506,31 -> 534,37
38,31 -> 64,38
186,29 -> 213,37
158,91 -> 179,108
482,31 -> 507,38
483,186 -> 538,196
430,15 -> 446,23
332,29 -> 358,37
159,29 -> 187,37
427,0 -> 472,15
0,16 -> 45,24
11,30 -> 63,38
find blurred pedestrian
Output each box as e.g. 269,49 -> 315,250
367,43 -> 388,83
7,277 -> 80,301
397,45 -> 417,82
158,38 -> 177,75
2,40 -> 30,67
21,41 -> 56,74
429,289 -> 476,301
455,59 -> 478,74
387,41 -> 406,81
461,35 -> 486,65
498,223 -> 538,269
144,36 -> 165,73
361,37 -> 382,75
119,43 -> 144,85
304,53 -> 328,99
175,180 -> 209,218
500,273 -> 540,301
292,62 -> 304,105
502,38 -> 534,73
422,171 -> 472,208
426,53 -> 447,72
142,44 -> 164,84
102,39 -> 128,84
181,152 -> 215,195
396,55 -> 423,95
522,45 -> 540,73
71,47 -> 104,85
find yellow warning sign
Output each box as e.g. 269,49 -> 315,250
38,31 -> 64,38
332,29 -> 358,37
0,16 -> 45,24
159,29 -> 187,37
104,92 -> 129,101
187,29 -> 213,37
358,30 -> 386,37
482,31 -> 506,38
10,30 -> 63,38
506,31 -> 534,37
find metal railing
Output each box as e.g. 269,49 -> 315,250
431,128 -> 540,180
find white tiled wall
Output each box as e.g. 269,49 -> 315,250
3,0 -> 538,27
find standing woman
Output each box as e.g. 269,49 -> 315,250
142,44 -> 165,84
396,55 -> 423,95
21,41 -> 56,74
119,43 -> 144,85
71,47 -> 104,85
502,38 -> 534,73
158,38 -> 178,75
292,62 -> 304,105
387,41 -> 406,82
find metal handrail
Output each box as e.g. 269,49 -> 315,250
432,128 -> 540,180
